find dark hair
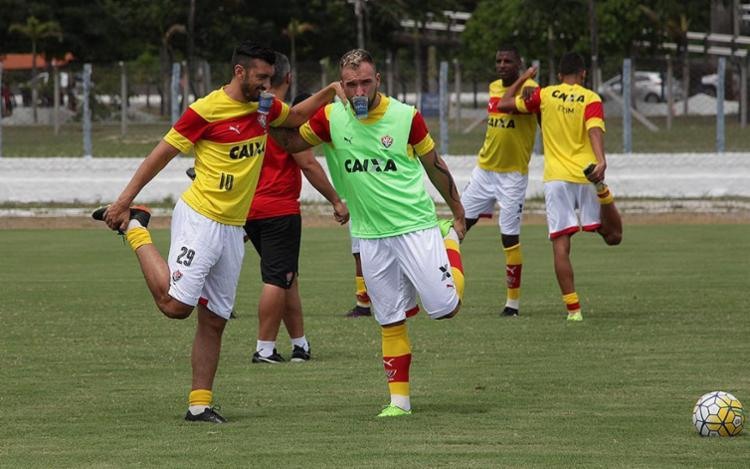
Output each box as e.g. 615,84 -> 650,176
559,52 -> 586,75
292,92 -> 311,106
232,41 -> 275,68
271,52 -> 291,87
496,44 -> 520,60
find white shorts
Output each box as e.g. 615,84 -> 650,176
461,167 -> 528,235
168,199 -> 245,319
543,181 -> 601,239
350,233 -> 360,255
359,227 -> 459,325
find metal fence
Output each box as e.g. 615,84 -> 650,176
0,52 -> 748,157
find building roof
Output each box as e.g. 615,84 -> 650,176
0,53 -> 74,70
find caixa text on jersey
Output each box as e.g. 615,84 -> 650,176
229,141 -> 265,159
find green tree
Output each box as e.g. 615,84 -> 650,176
8,15 -> 63,122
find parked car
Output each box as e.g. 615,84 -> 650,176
598,71 -> 683,103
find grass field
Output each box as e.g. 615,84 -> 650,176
1,223 -> 748,467
2,114 -> 749,157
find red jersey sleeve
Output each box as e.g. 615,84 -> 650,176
522,87 -> 542,114
305,105 -> 332,143
408,111 -> 429,145
172,108 -> 209,143
584,101 -> 604,121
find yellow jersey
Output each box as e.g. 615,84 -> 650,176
164,88 -> 290,225
516,83 -> 605,183
477,78 -> 538,174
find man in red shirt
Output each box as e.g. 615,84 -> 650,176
245,53 -> 348,362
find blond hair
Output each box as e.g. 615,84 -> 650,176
339,49 -> 376,71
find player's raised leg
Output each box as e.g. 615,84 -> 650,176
345,243 -> 372,318
439,219 -> 465,313
93,205 -> 193,319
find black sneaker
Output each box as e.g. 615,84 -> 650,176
344,305 -> 372,318
184,407 -> 227,423
252,349 -> 285,364
186,167 -> 196,180
500,306 -> 519,317
92,205 -> 151,234
290,345 -> 311,362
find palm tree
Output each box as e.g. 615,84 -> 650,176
283,19 -> 315,98
9,16 -> 63,123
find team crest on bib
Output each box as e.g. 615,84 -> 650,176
172,270 -> 183,282
380,135 -> 393,148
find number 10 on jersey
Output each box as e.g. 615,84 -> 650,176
219,172 -> 234,191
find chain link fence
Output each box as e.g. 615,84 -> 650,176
0,51 -> 748,157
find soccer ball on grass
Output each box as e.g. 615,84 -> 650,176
692,391 -> 744,437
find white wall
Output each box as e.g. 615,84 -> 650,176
0,153 -> 748,204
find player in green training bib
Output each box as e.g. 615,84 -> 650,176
271,49 -> 466,418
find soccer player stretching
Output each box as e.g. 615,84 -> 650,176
461,45 -> 538,317
93,42 -> 347,423
271,49 -> 466,417
499,52 -> 622,321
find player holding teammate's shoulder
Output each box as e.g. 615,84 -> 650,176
461,44 -> 538,318
499,51 -> 622,322
92,41 -> 347,424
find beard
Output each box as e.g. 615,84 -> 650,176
240,81 -> 257,102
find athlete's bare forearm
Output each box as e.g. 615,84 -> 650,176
420,149 -> 465,220
498,66 -> 538,113
269,127 -> 314,154
284,82 -> 346,128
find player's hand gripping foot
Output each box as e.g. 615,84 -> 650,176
376,404 -> 412,418
583,163 -> 608,191
92,205 -> 151,234
184,407 -> 227,423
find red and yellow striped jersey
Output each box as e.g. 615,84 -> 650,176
164,88 -> 290,225
516,83 -> 604,183
477,78 -> 538,173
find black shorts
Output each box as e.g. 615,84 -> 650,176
244,214 -> 301,289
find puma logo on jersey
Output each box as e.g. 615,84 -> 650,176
439,264 -> 452,281
228,124 -> 241,134
344,158 -> 398,173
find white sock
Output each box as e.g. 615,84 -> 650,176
126,219 -> 143,232
291,336 -> 309,351
188,405 -> 208,415
256,340 -> 276,357
505,298 -> 520,309
390,394 -> 411,411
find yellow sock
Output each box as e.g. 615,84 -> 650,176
188,389 -> 212,407
355,275 -> 370,307
562,292 -> 581,315
443,229 -> 465,301
503,243 -> 522,308
125,226 -> 152,252
382,323 -> 411,398
597,185 -> 614,205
